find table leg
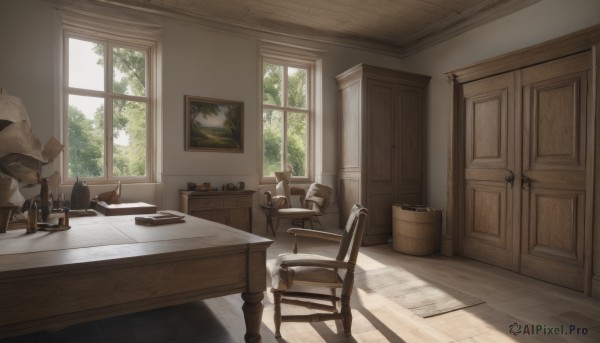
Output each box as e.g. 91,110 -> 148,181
242,291 -> 264,343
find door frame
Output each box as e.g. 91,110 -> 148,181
444,24 -> 600,297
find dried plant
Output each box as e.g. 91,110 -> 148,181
0,92 -> 63,208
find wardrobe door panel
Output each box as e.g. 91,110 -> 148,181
365,79 -> 396,244
367,79 -> 395,184
338,176 -> 360,228
398,86 -> 423,203
364,193 -> 394,246
339,81 -> 362,170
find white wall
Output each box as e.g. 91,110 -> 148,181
0,0 -> 55,145
399,0 -> 600,231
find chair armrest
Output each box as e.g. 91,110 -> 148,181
264,191 -> 273,207
287,228 -> 342,242
281,258 -> 349,269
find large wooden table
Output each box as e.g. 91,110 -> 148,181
0,211 -> 272,342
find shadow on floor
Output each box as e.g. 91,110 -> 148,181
0,301 -> 236,343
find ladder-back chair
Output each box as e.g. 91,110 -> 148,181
270,204 -> 368,337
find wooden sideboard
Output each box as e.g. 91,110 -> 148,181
180,190 -> 255,232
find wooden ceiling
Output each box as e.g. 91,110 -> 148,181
94,0 -> 539,57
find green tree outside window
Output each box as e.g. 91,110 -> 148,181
66,37 -> 148,180
262,61 -> 309,178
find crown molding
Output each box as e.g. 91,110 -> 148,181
399,0 -> 541,56
55,0 -> 540,58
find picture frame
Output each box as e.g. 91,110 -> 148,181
184,95 -> 244,152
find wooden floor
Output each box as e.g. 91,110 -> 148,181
2,226 -> 599,343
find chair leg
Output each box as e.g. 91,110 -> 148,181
266,211 -> 275,237
330,288 -> 338,313
291,218 -> 305,227
273,290 -> 283,338
274,216 -> 281,237
313,216 -> 323,230
341,294 -> 352,337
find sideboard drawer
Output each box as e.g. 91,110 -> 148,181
189,198 -> 224,209
223,197 -> 252,208
180,190 -> 256,232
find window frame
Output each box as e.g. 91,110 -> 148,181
61,28 -> 156,184
260,55 -> 315,184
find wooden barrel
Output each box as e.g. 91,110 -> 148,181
392,205 -> 441,255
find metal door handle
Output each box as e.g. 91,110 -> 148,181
521,174 -> 530,190
504,169 -> 514,189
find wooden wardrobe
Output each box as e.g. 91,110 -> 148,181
446,24 -> 600,297
336,64 -> 430,246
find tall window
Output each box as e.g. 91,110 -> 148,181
262,59 -> 313,180
64,32 -> 152,182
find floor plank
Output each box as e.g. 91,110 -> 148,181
2,227 -> 599,342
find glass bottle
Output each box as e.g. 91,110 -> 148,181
27,201 -> 38,234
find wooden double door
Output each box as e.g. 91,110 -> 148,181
459,51 -> 591,291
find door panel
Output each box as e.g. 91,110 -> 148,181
460,72 -> 516,270
465,181 -> 507,247
465,88 -> 510,169
520,51 -> 590,291
528,77 -> 587,170
521,188 -> 585,291
528,191 -> 584,262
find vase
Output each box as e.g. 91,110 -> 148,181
0,207 -> 12,233
71,178 -> 90,210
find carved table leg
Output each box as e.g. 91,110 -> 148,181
272,290 -> 282,337
242,291 -> 264,343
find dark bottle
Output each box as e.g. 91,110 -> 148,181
27,201 -> 38,234
40,178 -> 49,222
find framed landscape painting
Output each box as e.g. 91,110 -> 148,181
184,96 -> 244,152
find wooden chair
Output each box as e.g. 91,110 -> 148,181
264,182 -> 332,236
270,204 -> 368,338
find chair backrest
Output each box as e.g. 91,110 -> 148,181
335,204 -> 368,266
275,181 -> 292,208
274,170 -> 292,184
303,183 -> 333,214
